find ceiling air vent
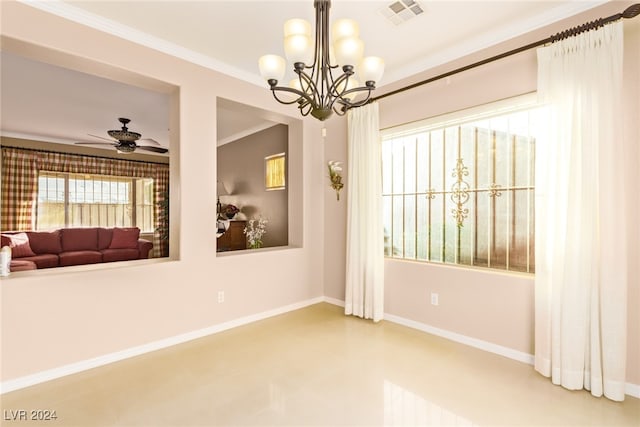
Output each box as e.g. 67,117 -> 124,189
380,0 -> 424,25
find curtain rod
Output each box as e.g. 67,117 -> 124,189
371,3 -> 640,103
1,145 -> 169,166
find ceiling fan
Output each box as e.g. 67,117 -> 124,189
75,117 -> 168,154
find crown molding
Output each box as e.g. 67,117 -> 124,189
18,0 -> 265,87
381,0 -> 609,85
20,0 -> 608,90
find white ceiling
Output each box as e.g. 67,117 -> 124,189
1,0 -> 606,152
61,0 -> 605,86
0,51 -> 269,152
1,51 -> 172,150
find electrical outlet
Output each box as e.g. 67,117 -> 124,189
430,292 -> 439,306
217,291 -> 225,303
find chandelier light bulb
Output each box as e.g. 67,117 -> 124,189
290,78 -> 314,94
284,18 -> 312,37
337,78 -> 360,101
258,54 -> 286,82
289,79 -> 303,91
274,79 -> 303,101
332,18 -> 359,42
333,36 -> 364,68
284,34 -> 314,65
360,56 -> 385,84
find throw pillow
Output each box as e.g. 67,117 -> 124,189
109,228 -> 140,249
1,232 -> 36,257
27,231 -> 62,254
60,228 -> 99,252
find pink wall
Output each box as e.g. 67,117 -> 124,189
0,2 -> 325,382
622,14 -> 640,388
323,117 -> 348,296
323,2 -> 640,387
1,0 -> 637,392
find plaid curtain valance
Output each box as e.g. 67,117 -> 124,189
1,147 -> 170,257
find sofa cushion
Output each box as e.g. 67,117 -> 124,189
61,228 -> 98,252
109,227 -> 140,249
101,248 -> 140,263
26,231 -> 62,254
9,259 -> 38,272
58,251 -> 102,267
98,228 -> 113,250
20,254 -> 59,269
1,232 -> 36,257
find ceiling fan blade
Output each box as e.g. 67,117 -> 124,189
137,145 -> 169,154
137,138 -> 161,146
75,141 -> 118,147
87,133 -> 116,142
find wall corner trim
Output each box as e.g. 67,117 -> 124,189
0,296 -> 325,395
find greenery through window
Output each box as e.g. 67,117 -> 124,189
382,97 -> 538,273
37,172 -> 154,232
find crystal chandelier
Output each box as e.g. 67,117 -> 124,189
258,0 -> 384,121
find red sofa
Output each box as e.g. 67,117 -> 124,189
1,227 -> 153,271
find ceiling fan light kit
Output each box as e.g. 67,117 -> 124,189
75,117 -> 168,154
115,144 -> 136,154
107,117 -> 141,142
258,0 -> 384,121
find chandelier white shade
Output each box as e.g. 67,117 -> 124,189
332,18 -> 359,40
284,19 -> 312,37
359,56 -> 385,83
258,0 -> 384,121
258,55 -> 286,81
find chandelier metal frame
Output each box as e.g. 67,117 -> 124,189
265,0 -> 377,121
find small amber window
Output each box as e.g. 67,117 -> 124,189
265,153 -> 286,191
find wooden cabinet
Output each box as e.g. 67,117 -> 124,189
217,220 -> 247,251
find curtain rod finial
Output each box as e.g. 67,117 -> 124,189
623,4 -> 640,19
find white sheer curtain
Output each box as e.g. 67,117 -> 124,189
535,21 -> 627,401
345,102 -> 384,321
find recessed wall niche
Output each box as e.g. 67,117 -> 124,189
0,41 -> 179,269
216,98 -> 302,253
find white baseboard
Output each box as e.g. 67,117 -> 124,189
1,296 -> 325,394
383,313 -> 536,365
322,297 -> 640,399
323,296 -> 345,307
4,296 -> 639,400
626,382 -> 640,399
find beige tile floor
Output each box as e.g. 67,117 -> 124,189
1,303 -> 639,426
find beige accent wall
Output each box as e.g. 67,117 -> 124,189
323,2 -> 640,386
0,1 -> 325,382
217,124 -> 288,248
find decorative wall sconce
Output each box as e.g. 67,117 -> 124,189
328,160 -> 344,200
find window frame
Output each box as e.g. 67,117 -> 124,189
264,152 -> 286,191
381,93 -> 539,274
36,171 -> 155,232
